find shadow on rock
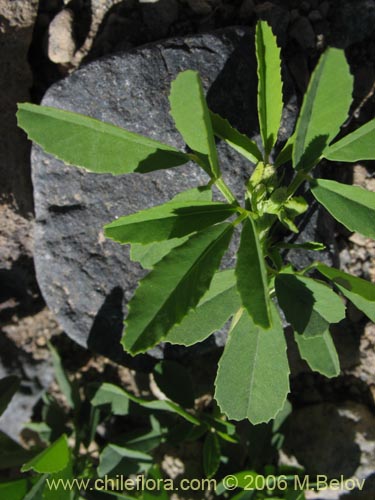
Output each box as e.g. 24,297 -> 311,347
282,403 -> 364,479
87,286 -> 154,371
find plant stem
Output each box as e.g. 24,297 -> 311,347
233,211 -> 249,227
299,261 -> 320,275
214,177 -> 239,206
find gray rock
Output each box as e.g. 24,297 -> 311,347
0,0 -> 38,214
0,336 -> 54,441
282,402 -> 375,499
290,16 -> 316,49
141,0 -> 179,38
329,0 -> 375,48
32,29 -> 335,367
239,0 -> 255,20
186,0 -> 212,16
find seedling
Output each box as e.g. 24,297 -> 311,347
17,21 -> 375,424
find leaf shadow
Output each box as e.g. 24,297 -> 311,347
135,149 -> 189,174
87,286 -> 155,371
206,29 -> 258,139
276,274 -> 317,334
295,134 -> 329,170
281,403 -> 362,479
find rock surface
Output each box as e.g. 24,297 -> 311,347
282,402 -> 375,499
0,0 -> 38,214
32,28 -> 335,368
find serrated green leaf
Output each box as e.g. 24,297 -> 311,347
44,456 -> 74,500
316,263 -> 375,322
166,269 -> 240,346
171,186 -> 212,202
236,217 -> 271,328
0,376 -> 20,417
98,444 -> 152,477
21,435 -> 70,474
209,111 -> 262,164
130,238 -> 188,270
275,273 -> 345,337
215,307 -> 290,424
169,70 -> 220,178
294,331 -> 340,378
104,201 -> 235,244
17,103 -> 189,174
255,21 -> 283,155
311,178 -> 375,239
129,188 -> 213,269
123,223 -> 234,354
293,49 -> 353,170
203,432 -> 221,478
324,119 -> 375,162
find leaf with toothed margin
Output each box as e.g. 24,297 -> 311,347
123,223 -> 234,354
236,216 -> 272,328
166,269 -> 241,346
323,119 -> 375,162
255,20 -> 283,155
316,263 -> 375,322
215,306 -> 290,424
275,272 -> 345,337
21,435 -> 70,474
129,186 -> 213,269
293,48 -> 353,170
104,201 -> 236,244
209,111 -> 262,164
294,331 -> 340,378
311,178 -> 375,239
17,103 -> 189,174
169,70 -> 221,179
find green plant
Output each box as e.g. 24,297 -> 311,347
0,349 -> 247,498
17,21 -> 375,425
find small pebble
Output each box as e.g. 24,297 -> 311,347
36,336 -> 47,347
48,9 -> 76,64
